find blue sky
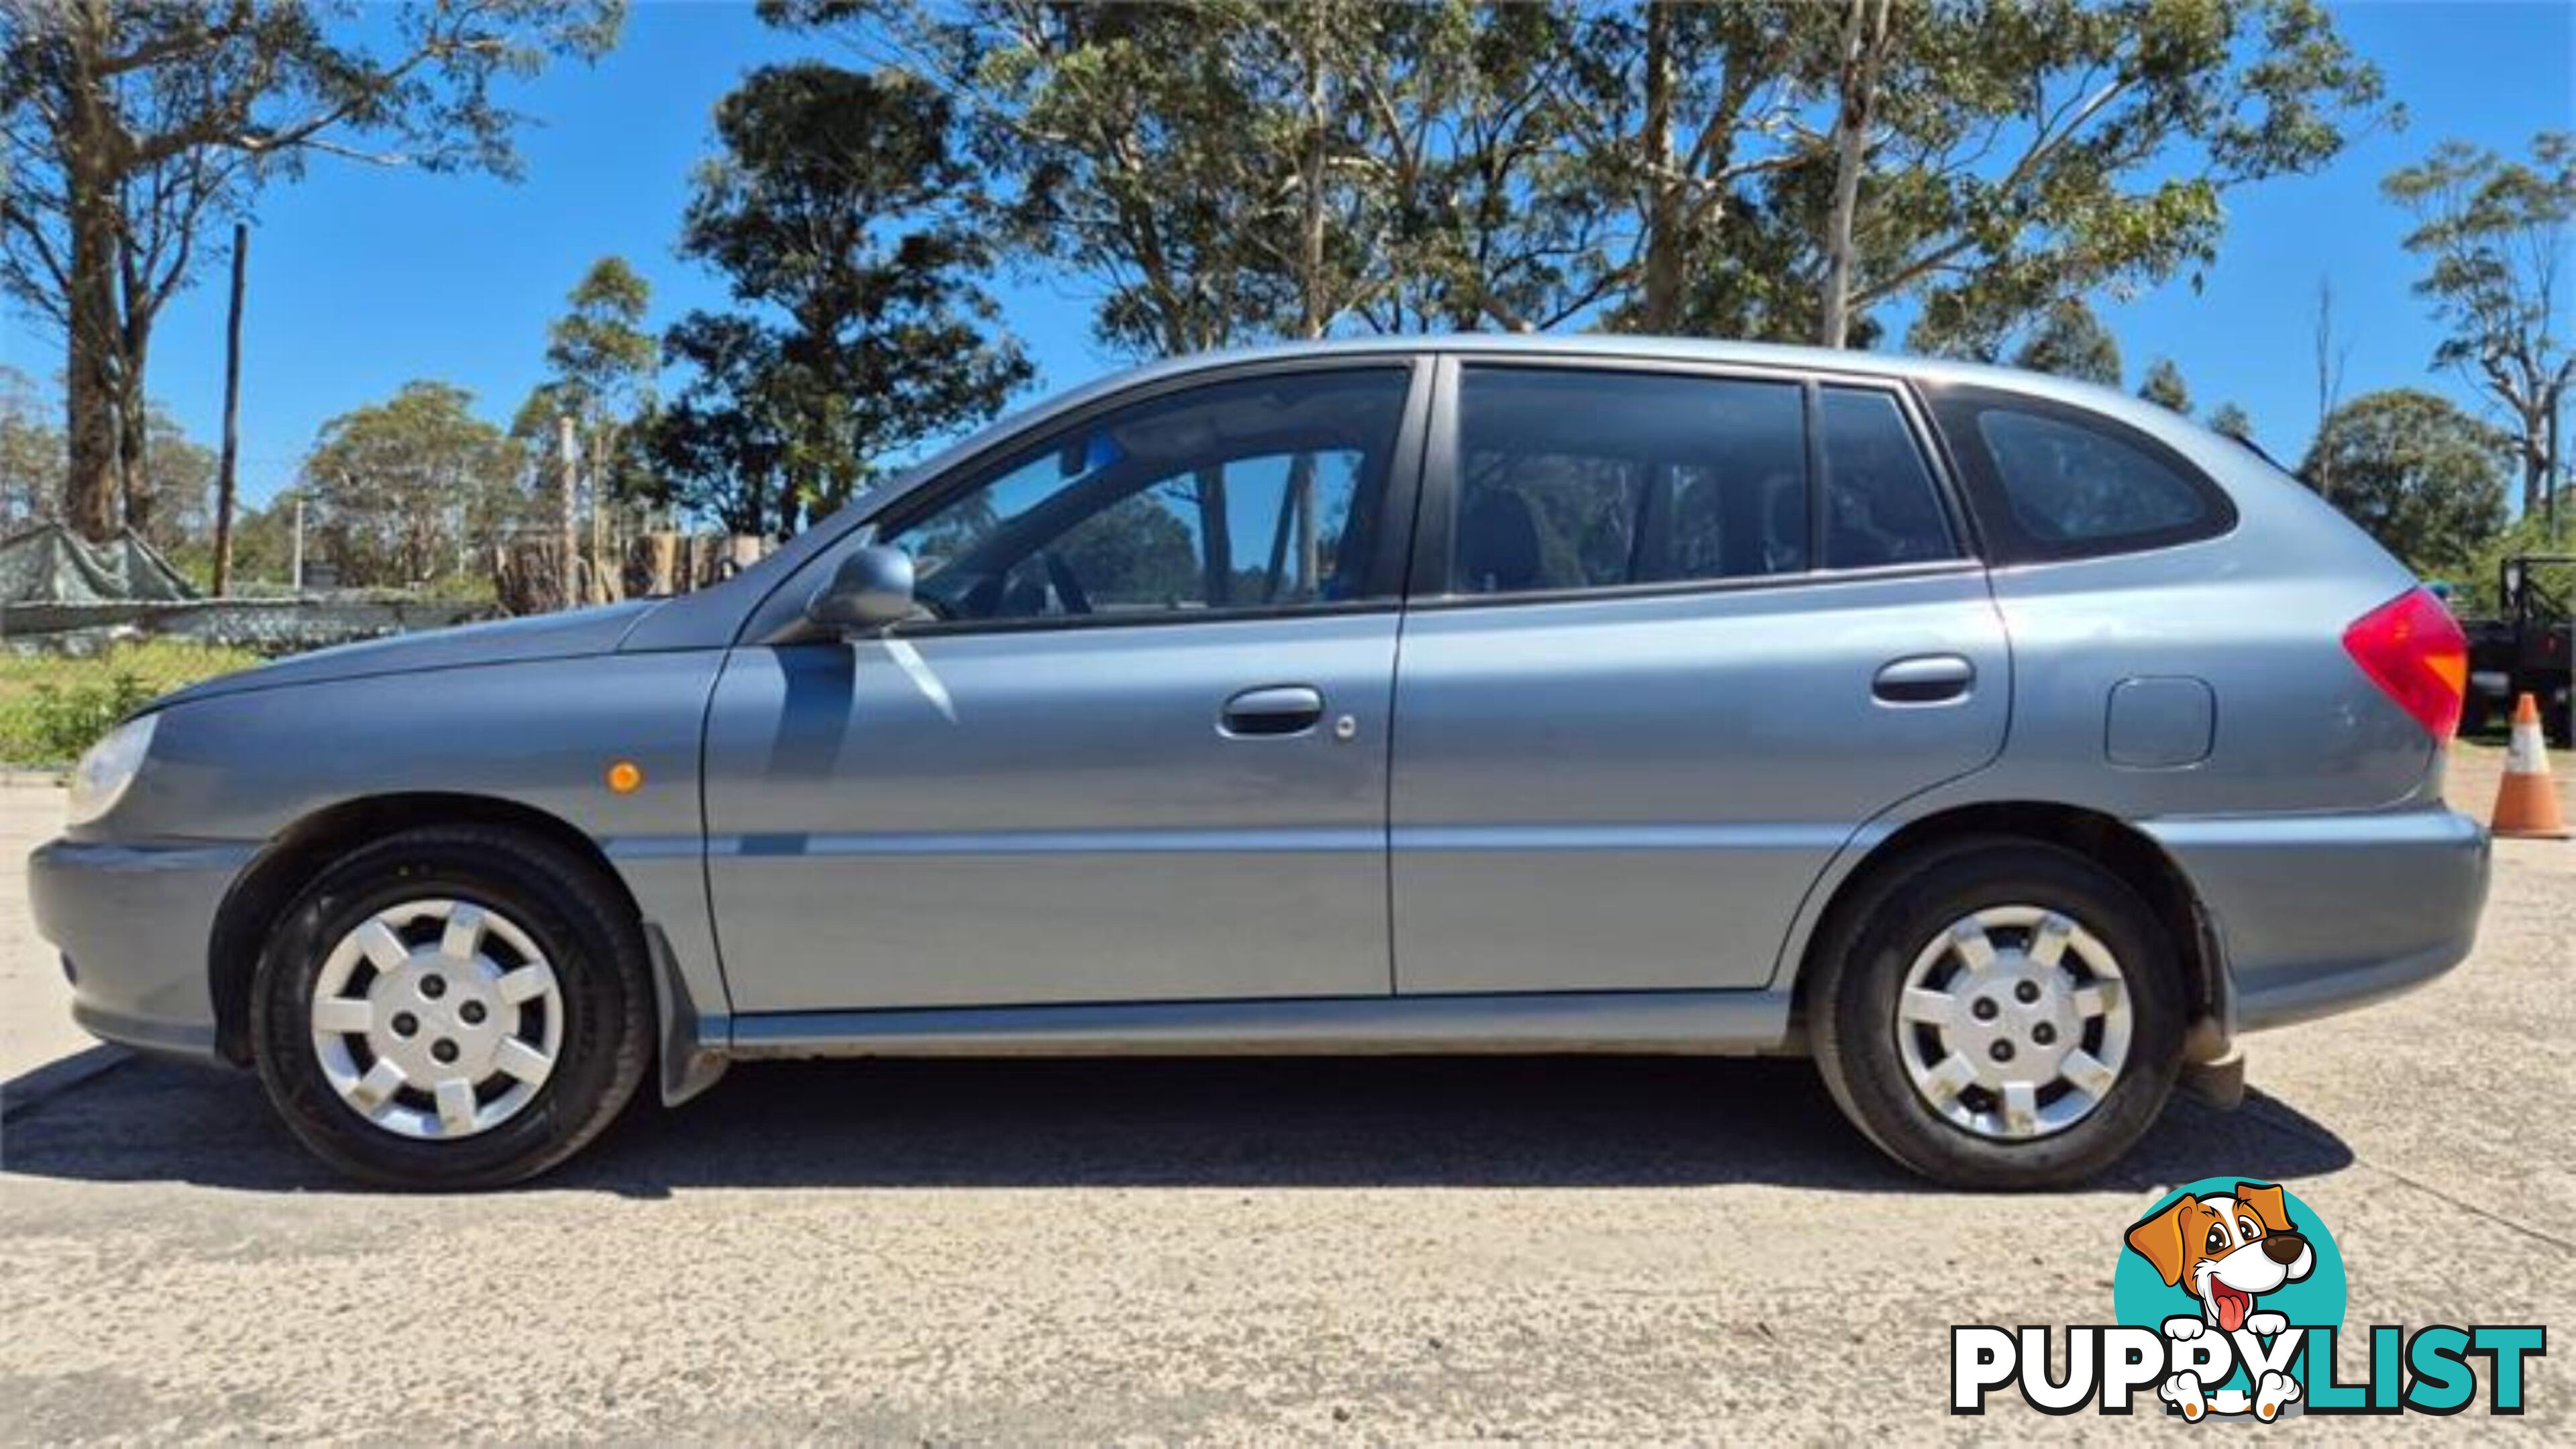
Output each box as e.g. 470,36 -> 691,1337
3,0 -> 2570,513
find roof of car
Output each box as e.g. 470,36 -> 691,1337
1101,331 -> 2126,405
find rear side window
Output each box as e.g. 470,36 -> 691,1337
1929,387 -> 2235,562
1818,388 -> 1957,568
1451,368 -> 1808,594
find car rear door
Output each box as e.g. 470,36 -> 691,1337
1389,356 -> 2009,995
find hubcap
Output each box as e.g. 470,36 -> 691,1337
1895,904 -> 2132,1141
308,900 -> 563,1140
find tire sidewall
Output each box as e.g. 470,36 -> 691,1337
1814,840 -> 2185,1189
250,831 -> 646,1189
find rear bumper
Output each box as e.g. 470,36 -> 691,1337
28,837 -> 256,1065
2143,805 -> 2490,1034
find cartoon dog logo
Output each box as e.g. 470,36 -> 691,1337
2124,1181 -> 2318,1421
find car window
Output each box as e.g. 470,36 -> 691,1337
1452,368 -> 1807,595
1818,388 -> 1957,568
1974,408 -> 2212,545
890,370 -> 1409,622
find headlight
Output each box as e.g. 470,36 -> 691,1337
66,712 -> 156,827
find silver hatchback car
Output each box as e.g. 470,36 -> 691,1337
32,337 -> 2488,1189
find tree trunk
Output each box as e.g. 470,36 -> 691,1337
1819,0 -> 1890,349
116,331 -> 152,541
1297,5 -> 1330,343
557,413 -> 580,608
1637,2 -> 1681,333
60,12 -> 124,542
2546,388 -> 2563,533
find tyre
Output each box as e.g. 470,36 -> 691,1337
250,824 -> 652,1189
1808,837 -> 2184,1189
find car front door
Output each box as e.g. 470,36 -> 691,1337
703,362 -> 1428,1014
1389,359 -> 2009,995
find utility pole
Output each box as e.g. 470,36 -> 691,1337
556,413 -> 579,608
211,221 -> 248,595
290,494 -> 305,594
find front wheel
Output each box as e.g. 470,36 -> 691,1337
1809,838 -> 2184,1189
250,825 -> 653,1189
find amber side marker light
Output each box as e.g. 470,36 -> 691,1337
606,761 -> 645,794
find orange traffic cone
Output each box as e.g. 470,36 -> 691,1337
2491,693 -> 2569,840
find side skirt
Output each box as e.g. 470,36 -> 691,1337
722,988 -> 1798,1060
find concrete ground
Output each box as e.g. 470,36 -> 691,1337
1,748 -> 2569,1442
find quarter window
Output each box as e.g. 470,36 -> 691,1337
888,369 -> 1411,622
1451,368 -> 1808,594
1976,409 -> 2209,544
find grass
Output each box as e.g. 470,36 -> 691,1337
0,639 -> 264,767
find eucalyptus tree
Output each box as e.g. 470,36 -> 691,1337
2384,132 -> 2575,520
652,62 -> 1030,537
1815,0 -> 2388,356
2300,389 -> 2511,577
0,0 -> 625,540
2139,358 -> 2192,413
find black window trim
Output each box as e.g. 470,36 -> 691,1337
746,356 -> 1436,644
1407,353 -> 1981,610
1920,380 -> 2239,566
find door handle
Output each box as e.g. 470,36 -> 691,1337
1874,654 -> 1976,704
1221,685 -> 1326,737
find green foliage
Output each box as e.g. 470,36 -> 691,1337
2139,359 -> 2193,414
2207,400 -> 2255,441
0,641 -> 261,765
650,62 -> 1030,537
2010,301 -> 2124,386
2300,388 -> 2510,578
774,1 -> 2385,358
0,364 -> 64,529
17,674 -> 154,765
1889,0 -> 2391,356
302,382 -> 522,588
2,1 -> 628,540
517,256 -> 663,527
2454,508 -> 2576,616
2383,131 -> 2575,515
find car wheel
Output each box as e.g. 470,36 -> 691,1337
1808,837 -> 2184,1189
250,824 -> 652,1189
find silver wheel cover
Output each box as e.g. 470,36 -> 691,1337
1895,904 -> 2133,1141
308,899 -> 564,1140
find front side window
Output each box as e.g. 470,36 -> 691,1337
1450,368 -> 1807,596
888,369 -> 1411,622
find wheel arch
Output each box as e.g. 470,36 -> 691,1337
1786,800 -> 2226,1052
207,792 -> 640,1064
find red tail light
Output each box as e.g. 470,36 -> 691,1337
2343,587 -> 2469,739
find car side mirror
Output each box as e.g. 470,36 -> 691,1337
804,543 -> 917,637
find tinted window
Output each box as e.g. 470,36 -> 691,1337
1818,388 -> 1955,568
890,370 -> 1409,622
1974,409 -> 2212,546
1452,368 -> 1806,594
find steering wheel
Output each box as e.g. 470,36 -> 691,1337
1040,549 -> 1093,616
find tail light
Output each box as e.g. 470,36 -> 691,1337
2343,587 -> 2469,739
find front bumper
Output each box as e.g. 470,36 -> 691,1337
28,837 -> 258,1064
2144,805 -> 2491,1034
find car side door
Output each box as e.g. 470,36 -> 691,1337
702,362 -> 1430,1016
1389,358 -> 2010,996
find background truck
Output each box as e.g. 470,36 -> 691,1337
2461,552 -> 2574,746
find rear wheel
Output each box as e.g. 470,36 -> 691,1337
250,825 -> 651,1189
1809,837 -> 2184,1189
